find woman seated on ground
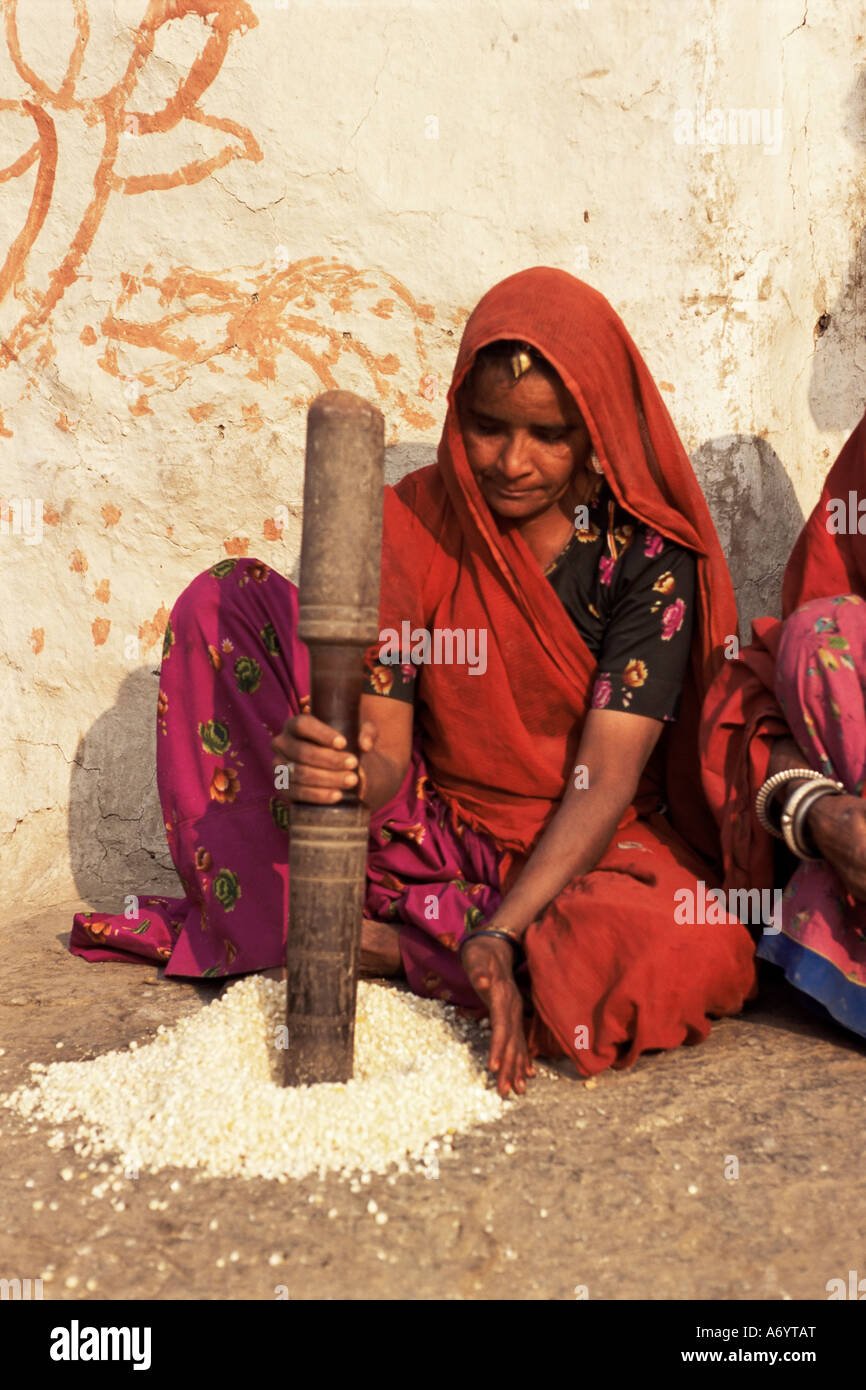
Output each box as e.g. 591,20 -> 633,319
71,266 -> 756,1095
701,416 -> 866,1037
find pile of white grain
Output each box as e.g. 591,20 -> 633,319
2,978 -> 506,1182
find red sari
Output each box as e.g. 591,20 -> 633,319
379,266 -> 756,1071
70,267 -> 756,1077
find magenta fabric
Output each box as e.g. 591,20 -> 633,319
70,555 -> 510,998
756,593 -> 866,1034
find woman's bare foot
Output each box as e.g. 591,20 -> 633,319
260,918 -> 403,983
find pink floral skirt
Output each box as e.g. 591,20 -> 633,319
70,556 -> 509,1007
757,593 -> 866,1036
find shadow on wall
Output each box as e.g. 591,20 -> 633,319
809,229 -> 866,433
691,434 -> 804,635
808,68 -> 866,432
68,666 -> 179,910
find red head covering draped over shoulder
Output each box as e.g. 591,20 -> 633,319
376,266 -> 738,866
700,411 -> 866,890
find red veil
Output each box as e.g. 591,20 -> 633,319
375,268 -> 755,1070
378,266 -> 738,866
700,411 -> 866,891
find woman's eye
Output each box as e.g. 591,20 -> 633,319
470,418 -> 568,443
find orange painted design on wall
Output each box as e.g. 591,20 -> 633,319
93,257 -> 438,432
138,603 -> 170,652
29,627 -> 44,655
0,0 -> 262,392
0,0 -> 443,473
0,6 -> 475,674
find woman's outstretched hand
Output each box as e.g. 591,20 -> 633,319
270,714 -> 378,805
460,935 -> 535,1098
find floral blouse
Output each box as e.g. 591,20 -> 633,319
363,478 -> 696,722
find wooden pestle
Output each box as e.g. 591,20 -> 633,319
283,389 -> 385,1086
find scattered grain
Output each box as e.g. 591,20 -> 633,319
2,979 -> 504,1182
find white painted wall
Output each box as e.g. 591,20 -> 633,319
1,0 -> 864,913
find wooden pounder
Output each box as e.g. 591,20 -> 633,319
284,389 -> 385,1086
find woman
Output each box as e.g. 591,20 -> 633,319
71,267 -> 756,1095
701,414 -> 866,1037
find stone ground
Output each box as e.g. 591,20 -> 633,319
1,898 -> 863,1303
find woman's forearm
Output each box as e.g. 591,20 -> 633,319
767,734 -> 812,783
482,709 -> 663,940
359,746 -> 409,813
766,735 -> 855,859
485,780 -> 636,938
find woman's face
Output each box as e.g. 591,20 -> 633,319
457,360 -> 594,522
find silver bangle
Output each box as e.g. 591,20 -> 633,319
783,780 -> 845,861
755,768 -> 828,839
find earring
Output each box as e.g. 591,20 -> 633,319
589,451 -> 604,474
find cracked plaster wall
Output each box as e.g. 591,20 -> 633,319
2,0 -> 865,916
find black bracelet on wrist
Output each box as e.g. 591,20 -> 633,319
459,927 -> 525,965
